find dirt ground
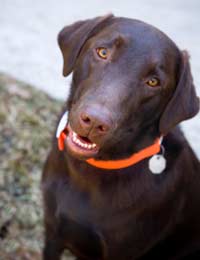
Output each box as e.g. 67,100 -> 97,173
0,73 -> 74,260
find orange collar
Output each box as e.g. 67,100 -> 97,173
58,131 -> 162,170
86,138 -> 161,169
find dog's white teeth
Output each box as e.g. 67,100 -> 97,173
72,131 -> 97,150
72,132 -> 77,138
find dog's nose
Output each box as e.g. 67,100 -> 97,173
79,107 -> 112,136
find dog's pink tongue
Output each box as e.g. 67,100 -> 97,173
79,136 -> 92,144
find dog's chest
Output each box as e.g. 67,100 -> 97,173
55,184 -> 106,258
55,181 -> 141,259
57,215 -> 103,258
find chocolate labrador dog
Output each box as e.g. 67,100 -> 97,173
42,14 -> 200,260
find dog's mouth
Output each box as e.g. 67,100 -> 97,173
64,124 -> 99,159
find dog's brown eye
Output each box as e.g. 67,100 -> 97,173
147,78 -> 160,87
96,47 -> 108,59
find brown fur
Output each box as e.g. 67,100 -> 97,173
42,15 -> 200,260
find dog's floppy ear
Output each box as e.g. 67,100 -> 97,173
58,14 -> 114,76
159,50 -> 199,135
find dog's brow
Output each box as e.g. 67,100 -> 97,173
93,35 -> 125,48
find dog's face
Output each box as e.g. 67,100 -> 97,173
58,15 -> 199,160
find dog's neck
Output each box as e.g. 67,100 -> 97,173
94,125 -> 159,160
86,137 -> 161,170
64,127 -> 160,169
60,129 -> 161,197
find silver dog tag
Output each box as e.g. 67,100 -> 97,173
148,154 -> 166,174
56,111 -> 68,138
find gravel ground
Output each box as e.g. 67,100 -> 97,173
0,73 -> 74,260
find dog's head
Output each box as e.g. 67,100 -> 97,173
58,14 -> 199,160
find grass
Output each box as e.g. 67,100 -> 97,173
0,73 -> 74,259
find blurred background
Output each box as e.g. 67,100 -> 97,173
0,0 -> 199,259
